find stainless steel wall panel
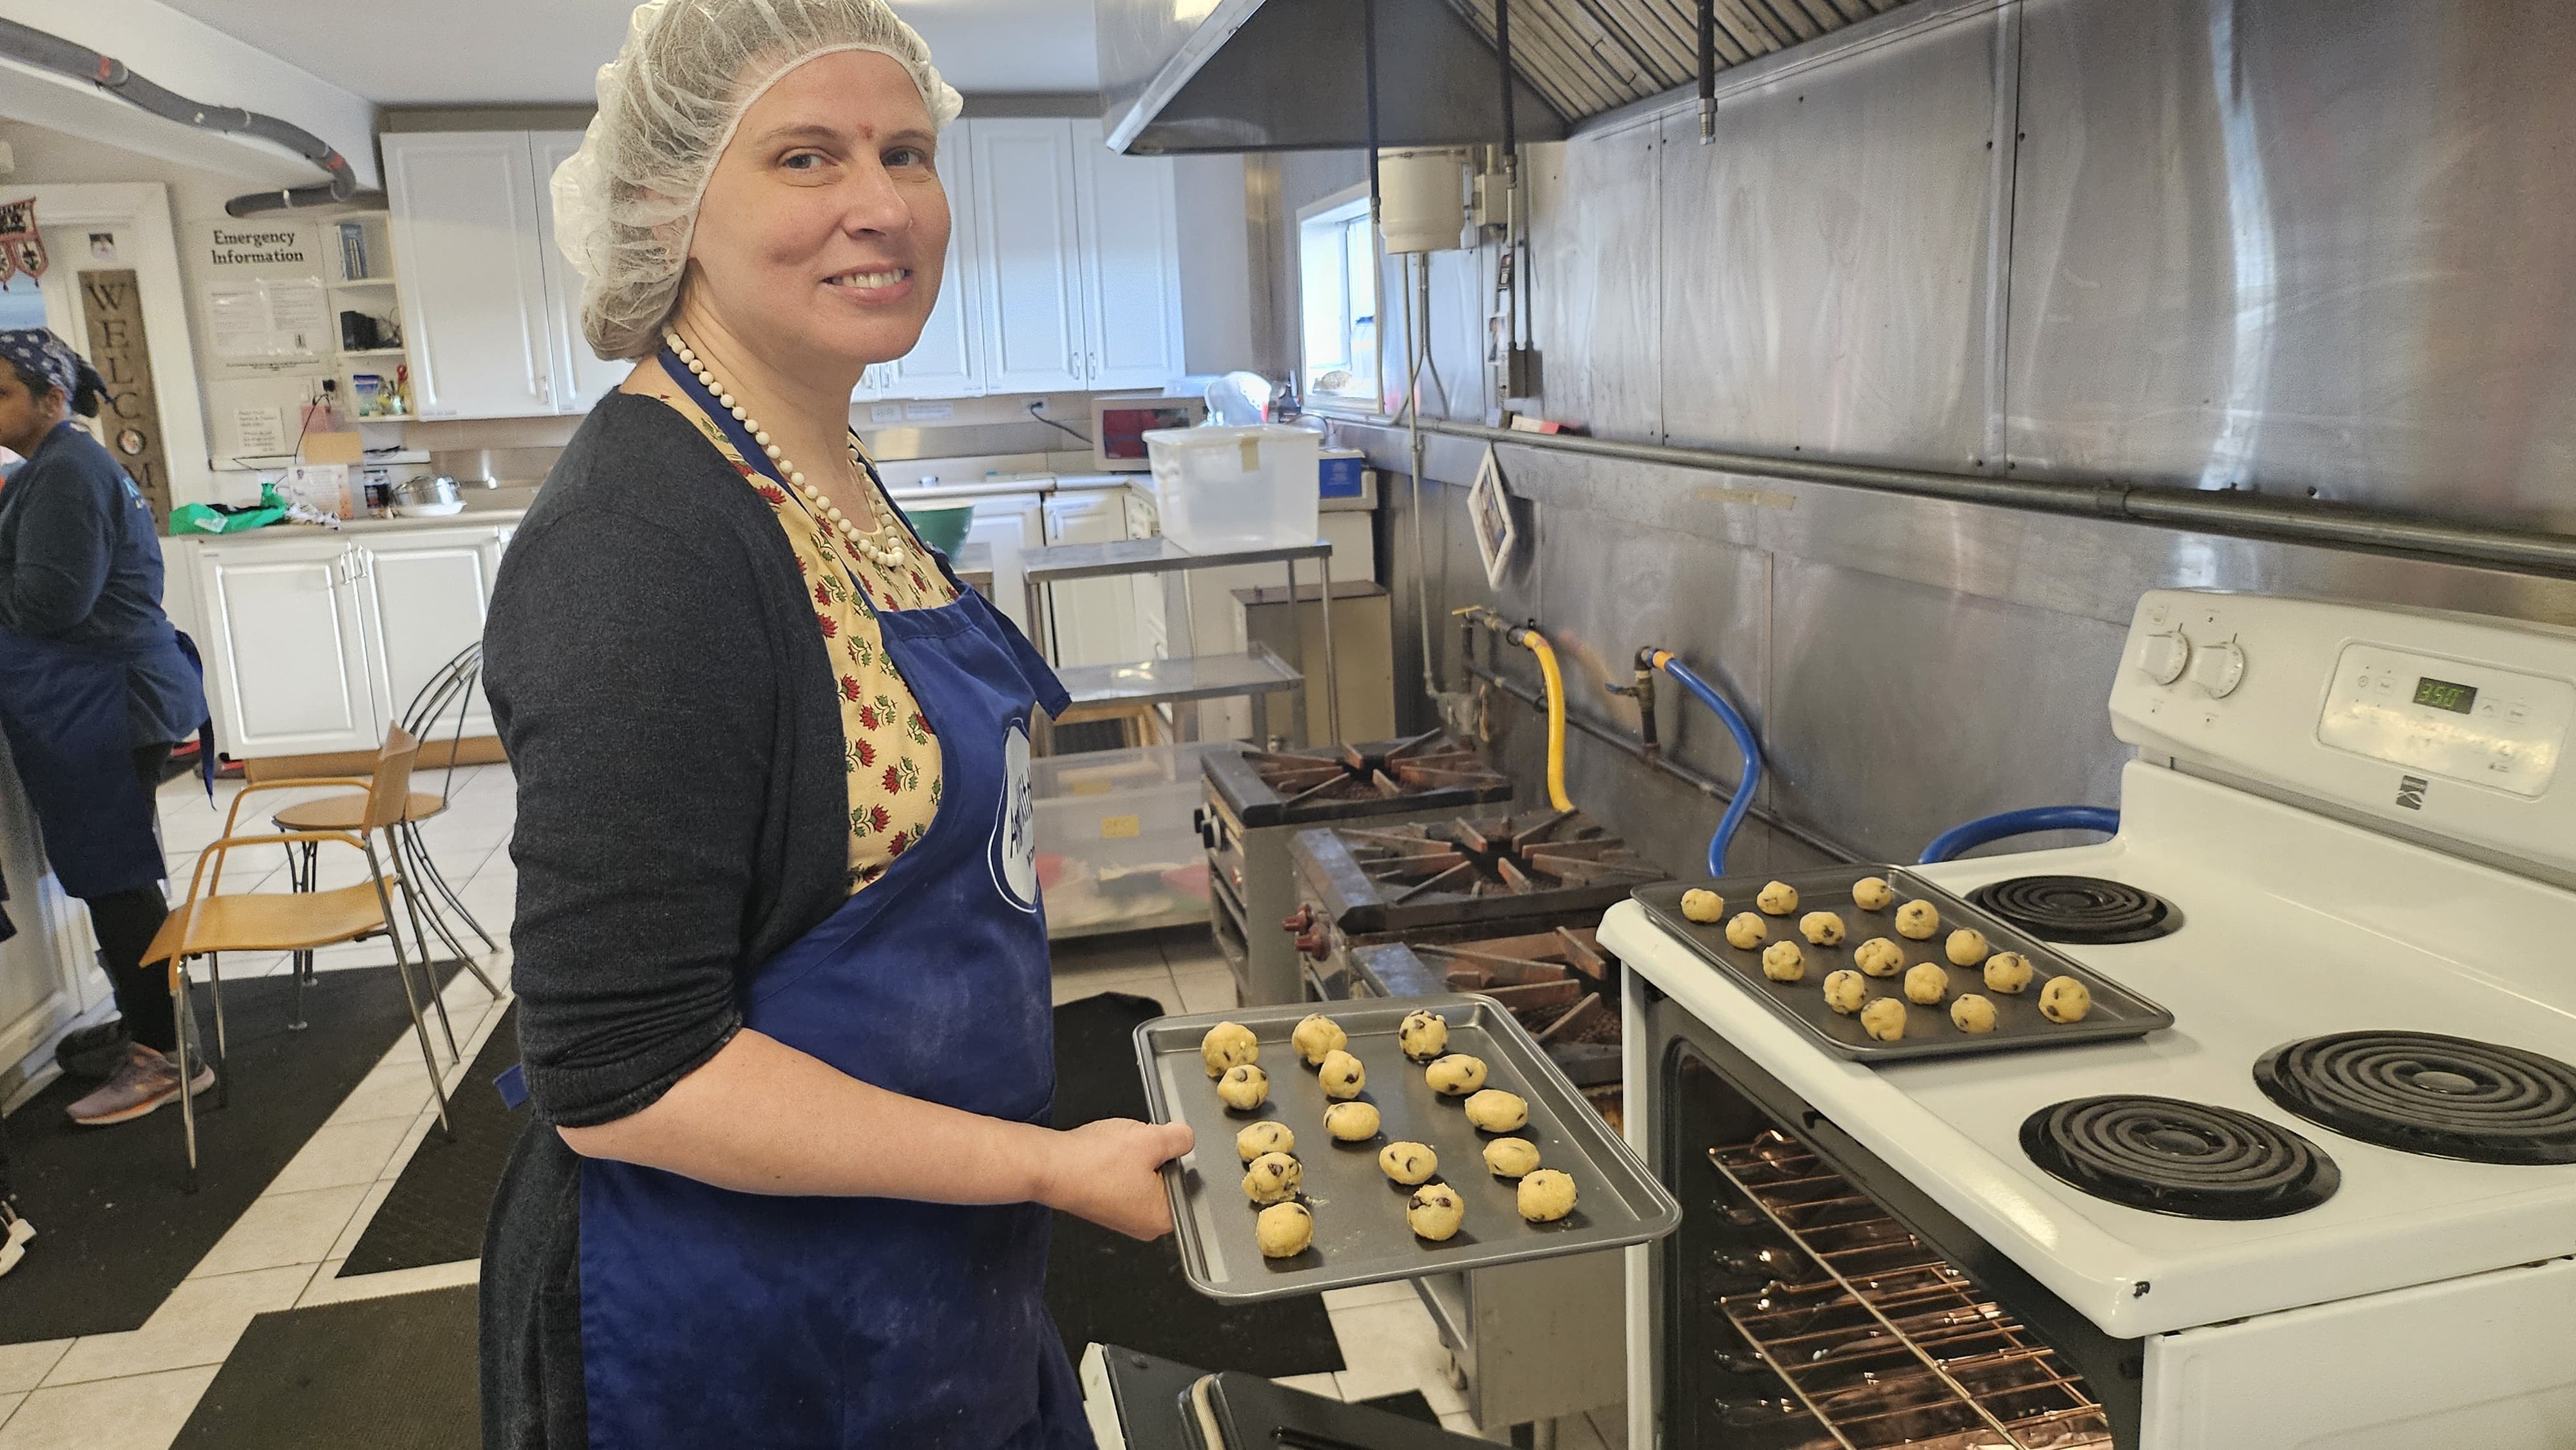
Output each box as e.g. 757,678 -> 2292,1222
1763,557 -> 2131,863
1658,5 -> 2004,466
2005,0 -> 2576,531
1527,126 -> 1665,439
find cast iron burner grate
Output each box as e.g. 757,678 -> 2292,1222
2021,1096 -> 2340,1219
1244,729 -> 1510,809
2255,1031 -> 2576,1165
1967,875 -> 2183,944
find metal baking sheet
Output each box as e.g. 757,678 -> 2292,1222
1134,993 -> 1681,1304
1630,867 -> 2175,1062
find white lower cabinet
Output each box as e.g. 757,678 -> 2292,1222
192,525 -> 511,760
196,534 -> 379,757
961,493 -> 1045,636
1041,490 -> 1140,668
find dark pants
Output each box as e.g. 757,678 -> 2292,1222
77,744 -> 180,1055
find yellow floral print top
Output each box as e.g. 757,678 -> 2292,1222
653,390 -> 960,893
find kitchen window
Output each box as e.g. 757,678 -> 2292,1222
1297,190 -> 1378,406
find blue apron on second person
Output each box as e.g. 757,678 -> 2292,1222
0,623 -> 204,899
574,352 -> 1084,1450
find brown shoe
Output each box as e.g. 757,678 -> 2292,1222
65,1044 -> 215,1126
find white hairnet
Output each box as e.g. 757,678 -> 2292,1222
553,0 -> 965,361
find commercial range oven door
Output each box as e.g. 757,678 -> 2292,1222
1633,981 -> 2141,1449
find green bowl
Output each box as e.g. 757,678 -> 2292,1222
899,504 -> 974,556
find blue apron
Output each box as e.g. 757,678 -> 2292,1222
0,623 -> 207,900
576,353 -> 1084,1450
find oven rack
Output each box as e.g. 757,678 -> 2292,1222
1707,1134 -> 2112,1450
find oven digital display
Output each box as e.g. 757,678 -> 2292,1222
2412,677 -> 2478,715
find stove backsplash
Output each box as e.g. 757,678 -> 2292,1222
1276,0 -> 2576,871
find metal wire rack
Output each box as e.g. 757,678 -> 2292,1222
1705,1132 -> 2114,1449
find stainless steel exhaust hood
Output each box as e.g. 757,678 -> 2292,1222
1099,0 -> 1918,155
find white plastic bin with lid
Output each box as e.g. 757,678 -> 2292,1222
1032,740 -> 1244,933
1143,424 -> 1321,554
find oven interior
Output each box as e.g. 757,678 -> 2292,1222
1653,992 -> 2141,1449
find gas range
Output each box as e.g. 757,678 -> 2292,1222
1602,591 -> 2576,1448
1197,730 -> 1514,1005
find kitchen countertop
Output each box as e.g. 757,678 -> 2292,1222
166,508 -> 528,542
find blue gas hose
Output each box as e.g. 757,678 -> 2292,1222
1918,805 -> 2121,865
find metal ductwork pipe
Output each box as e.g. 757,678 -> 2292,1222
0,16 -> 370,216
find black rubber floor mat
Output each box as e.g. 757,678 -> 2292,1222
1046,992 -> 1345,1379
338,1003 -> 524,1277
0,963 -> 457,1341
171,1283 -> 478,1450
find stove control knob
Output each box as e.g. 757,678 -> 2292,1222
1295,928 -> 1331,960
1282,906 -> 1314,936
2136,629 -> 2192,686
2188,638 -> 2246,699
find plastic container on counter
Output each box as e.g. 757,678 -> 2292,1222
1142,424 -> 1321,554
1032,740 -> 1246,932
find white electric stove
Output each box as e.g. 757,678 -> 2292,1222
1603,590 -> 2576,1449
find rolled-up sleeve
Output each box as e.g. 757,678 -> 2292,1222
484,510 -> 775,1127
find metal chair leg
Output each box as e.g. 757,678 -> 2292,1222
172,961 -> 198,1194
407,819 -> 500,954
287,841 -> 316,1030
383,834 -> 460,1064
368,849 -> 453,1140
207,952 -> 230,1110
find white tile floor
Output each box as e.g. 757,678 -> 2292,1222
0,765 -> 1627,1449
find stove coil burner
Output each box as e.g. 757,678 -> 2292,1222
2255,1031 -> 2576,1165
2020,1095 -> 2340,1219
1967,875 -> 2182,944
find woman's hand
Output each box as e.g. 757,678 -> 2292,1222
1038,1118 -> 1195,1240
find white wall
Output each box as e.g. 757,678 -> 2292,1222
1172,152 -> 1256,376
0,0 -> 377,190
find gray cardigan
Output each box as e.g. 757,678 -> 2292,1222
477,391 -> 866,1448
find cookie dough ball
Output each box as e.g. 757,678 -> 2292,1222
1318,1049 -> 1367,1100
1852,876 -> 1895,911
1853,938 -> 1906,977
1680,888 -> 1726,924
1756,880 -> 1800,915
1822,969 -> 1868,1015
1946,928 -> 1991,967
1799,911 -> 1846,946
1950,994 -> 1999,1033
1397,1010 -> 1450,1062
1760,941 -> 1806,983
1725,912 -> 1768,950
1983,950 -> 2034,995
1201,1021 -> 1258,1077
1379,1141 -> 1439,1185
1406,1182 -> 1466,1241
1217,1064 -> 1270,1111
2039,976 -> 2094,1023
1517,1169 -> 1578,1223
1482,1137 -> 1542,1178
1256,1201 -> 1313,1258
1426,1055 -> 1488,1097
1324,1101 -> 1381,1142
1464,1089 -> 1529,1132
1236,1121 -> 1295,1162
1860,998 -> 1908,1042
1242,1151 -> 1303,1205
1895,900 -> 1940,940
1291,1013 -> 1348,1066
1903,962 -> 1950,1006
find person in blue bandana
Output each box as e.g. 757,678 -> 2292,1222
0,327 -> 211,1127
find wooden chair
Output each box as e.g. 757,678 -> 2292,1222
143,726 -> 455,1192
270,643 -> 504,1006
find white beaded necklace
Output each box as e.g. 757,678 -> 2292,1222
664,328 -> 910,572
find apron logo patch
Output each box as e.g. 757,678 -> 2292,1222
989,722 -> 1040,912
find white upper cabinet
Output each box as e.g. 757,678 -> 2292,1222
884,119 -> 985,400
383,133 -> 556,419
1071,118 -> 1186,391
533,129 -> 634,412
971,118 -> 1090,393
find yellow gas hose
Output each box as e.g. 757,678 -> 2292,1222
1452,607 -> 1575,812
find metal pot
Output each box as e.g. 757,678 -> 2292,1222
392,474 -> 463,513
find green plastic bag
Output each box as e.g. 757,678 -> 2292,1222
169,483 -> 289,535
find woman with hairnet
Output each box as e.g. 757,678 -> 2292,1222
477,3 -> 1190,1445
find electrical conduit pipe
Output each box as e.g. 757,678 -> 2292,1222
1646,650 -> 1762,877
